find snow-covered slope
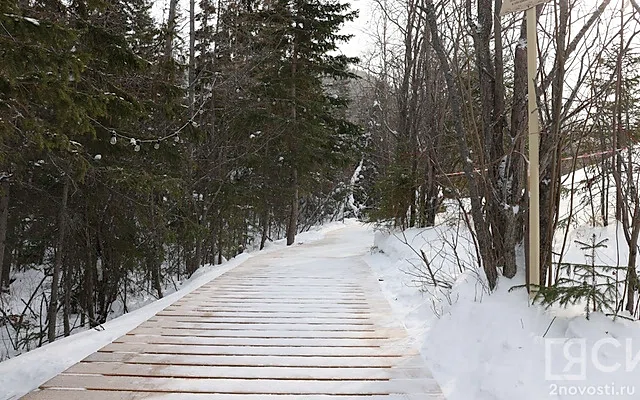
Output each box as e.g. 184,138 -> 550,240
368,224 -> 640,400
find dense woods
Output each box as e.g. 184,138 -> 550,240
357,0 -> 640,316
0,0 -> 361,353
2,0 -> 640,358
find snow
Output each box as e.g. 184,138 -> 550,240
518,37 -> 527,48
347,159 -> 364,217
4,14 -> 40,26
366,222 -> 640,399
355,152 -> 640,398
23,17 -> 39,26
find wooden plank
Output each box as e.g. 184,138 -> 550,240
159,308 -> 371,316
169,304 -> 371,312
183,297 -> 369,302
181,300 -> 371,306
23,390 -> 446,400
175,300 -> 370,306
127,327 -> 397,339
155,312 -> 372,321
190,294 -> 367,299
41,375 -> 442,395
139,321 -> 377,332
201,280 -> 366,284
82,352 -> 420,368
201,287 -> 364,290
99,342 -> 411,357
115,335 -> 389,348
149,313 -> 374,326
193,290 -> 366,294
63,362 -> 431,380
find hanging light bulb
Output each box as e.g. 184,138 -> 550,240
154,142 -> 160,150
174,135 -> 180,143
110,135 -> 117,145
134,144 -> 141,152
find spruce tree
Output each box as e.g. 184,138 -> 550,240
241,0 -> 361,244
534,235 -> 625,319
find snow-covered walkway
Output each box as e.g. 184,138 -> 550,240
20,224 -> 445,399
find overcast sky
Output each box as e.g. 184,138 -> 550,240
151,0 -> 374,59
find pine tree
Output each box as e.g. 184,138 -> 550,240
534,235 -> 624,319
241,0 -> 361,244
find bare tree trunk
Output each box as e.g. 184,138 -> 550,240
217,218 -> 223,264
84,216 -> 96,327
260,208 -> 271,250
63,258 -> 71,336
287,36 -> 299,247
287,169 -> 299,246
540,0 -> 568,286
626,204 -> 640,314
423,0 -> 498,290
188,0 -> 196,110
614,0 -> 626,225
48,175 -> 70,343
0,178 -> 10,291
151,258 -> 163,298
164,0 -> 179,60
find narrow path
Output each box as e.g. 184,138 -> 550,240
21,224 -> 445,399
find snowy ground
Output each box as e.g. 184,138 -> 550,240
2,217 -> 640,400
368,224 -> 640,400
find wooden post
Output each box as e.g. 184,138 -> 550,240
527,6 -> 540,298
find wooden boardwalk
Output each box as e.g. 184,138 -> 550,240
21,230 -> 445,399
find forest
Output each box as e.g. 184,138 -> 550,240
2,0 -> 640,358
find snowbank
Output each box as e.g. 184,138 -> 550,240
367,224 -> 640,400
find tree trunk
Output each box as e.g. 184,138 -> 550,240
151,256 -> 163,298
539,0 -> 568,286
260,208 -> 270,250
0,178 -> 9,291
511,14 -> 531,279
84,220 -> 96,327
148,194 -> 164,297
194,216 -> 204,270
625,205 -> 640,315
424,0 -> 498,289
188,0 -> 196,111
614,0 -> 626,225
217,218 -> 223,264
63,257 -> 71,336
287,35 -> 299,247
287,169 -> 299,246
164,0 -> 179,60
48,175 -> 69,343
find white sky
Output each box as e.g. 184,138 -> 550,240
151,0 -> 374,59
337,0 -> 375,58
